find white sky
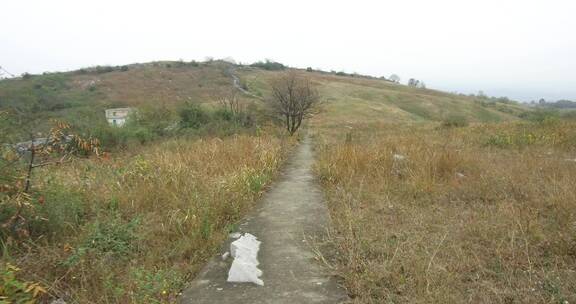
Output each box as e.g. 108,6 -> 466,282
2,0 -> 575,101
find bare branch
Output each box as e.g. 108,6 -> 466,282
267,71 -> 321,136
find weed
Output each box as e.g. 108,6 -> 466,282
65,216 -> 140,266
130,267 -> 185,303
0,263 -> 46,303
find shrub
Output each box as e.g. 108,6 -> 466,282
95,66 -> 115,74
213,108 -> 234,121
250,60 -> 286,71
130,105 -> 176,136
179,103 -> 209,129
441,115 -> 469,128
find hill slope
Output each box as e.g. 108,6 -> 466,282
0,61 -> 529,139
236,68 -> 527,128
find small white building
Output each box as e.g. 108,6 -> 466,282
105,108 -> 133,126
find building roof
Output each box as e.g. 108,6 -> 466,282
105,108 -> 133,119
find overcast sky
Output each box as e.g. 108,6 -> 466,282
2,0 -> 575,102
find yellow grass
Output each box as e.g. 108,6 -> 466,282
237,68 -> 527,127
10,132 -> 295,303
315,121 -> 576,303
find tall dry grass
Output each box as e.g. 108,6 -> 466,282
315,122 -> 576,303
6,133 -> 294,303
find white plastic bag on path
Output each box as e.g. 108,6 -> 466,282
227,233 -> 264,286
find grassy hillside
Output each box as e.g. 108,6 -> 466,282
0,61 -> 530,142
0,61 -> 235,140
236,68 -> 528,131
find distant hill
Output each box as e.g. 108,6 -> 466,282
0,60 -> 530,138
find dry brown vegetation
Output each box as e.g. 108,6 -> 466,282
4,132 -> 294,303
315,121 -> 576,303
71,62 -> 232,106
238,68 -> 527,127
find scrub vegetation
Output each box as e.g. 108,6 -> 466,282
315,120 -> 576,303
0,61 -> 296,303
1,124 -> 294,302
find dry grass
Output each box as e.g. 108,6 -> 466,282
315,121 -> 576,303
70,62 -> 233,106
6,132 -> 295,303
237,68 -> 526,128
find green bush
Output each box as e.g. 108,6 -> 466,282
179,103 -> 209,129
95,66 -> 116,74
130,105 -> 176,136
250,60 -> 285,71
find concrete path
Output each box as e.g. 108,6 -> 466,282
179,137 -> 348,304
226,66 -> 264,100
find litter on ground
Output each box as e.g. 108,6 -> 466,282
227,233 -> 264,286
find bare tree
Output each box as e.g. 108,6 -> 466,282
214,89 -> 241,115
268,71 -> 320,136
